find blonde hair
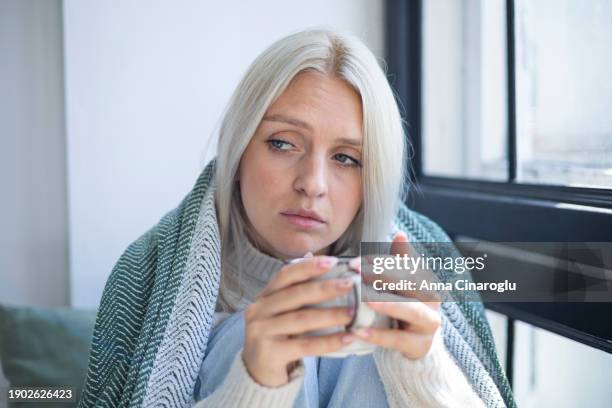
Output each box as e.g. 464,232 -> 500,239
214,28 -> 409,310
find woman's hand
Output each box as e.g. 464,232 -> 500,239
354,232 -> 442,360
242,255 -> 357,387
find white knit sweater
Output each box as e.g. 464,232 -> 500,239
193,229 -> 485,407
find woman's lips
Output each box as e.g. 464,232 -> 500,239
281,213 -> 326,230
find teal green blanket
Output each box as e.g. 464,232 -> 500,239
78,158 -> 515,407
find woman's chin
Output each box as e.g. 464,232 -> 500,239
261,229 -> 335,259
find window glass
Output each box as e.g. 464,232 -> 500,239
515,0 -> 612,188
422,0 -> 508,180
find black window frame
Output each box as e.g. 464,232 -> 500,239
385,0 -> 612,385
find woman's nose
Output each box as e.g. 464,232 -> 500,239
293,155 -> 328,197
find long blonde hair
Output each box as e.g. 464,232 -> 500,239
214,28 -> 409,310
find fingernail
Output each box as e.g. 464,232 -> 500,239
316,256 -> 338,268
349,257 -> 361,270
342,334 -> 354,344
355,328 -> 370,338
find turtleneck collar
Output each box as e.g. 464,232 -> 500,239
225,228 -> 288,285
218,220 -> 356,312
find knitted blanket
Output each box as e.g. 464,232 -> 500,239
77,158 -> 515,408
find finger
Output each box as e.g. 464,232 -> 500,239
353,327 -> 434,359
390,231 -> 411,256
285,331 -> 355,359
363,268 -> 439,286
258,307 -> 354,336
365,301 -> 441,333
425,299 -> 442,311
362,252 -> 443,302
253,277 -> 356,318
361,272 -> 442,304
258,256 -> 339,298
387,232 -> 428,285
348,256 -> 361,273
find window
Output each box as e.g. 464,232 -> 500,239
386,0 -> 612,403
421,0 -> 612,188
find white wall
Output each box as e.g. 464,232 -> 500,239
63,0 -> 385,308
0,0 -> 68,308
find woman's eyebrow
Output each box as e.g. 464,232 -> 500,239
262,114 -> 362,147
335,137 -> 362,147
263,114 -> 312,131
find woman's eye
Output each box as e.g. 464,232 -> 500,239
267,139 -> 361,168
335,153 -> 362,167
267,139 -> 294,151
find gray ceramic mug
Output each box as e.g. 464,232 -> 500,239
287,256 -> 393,357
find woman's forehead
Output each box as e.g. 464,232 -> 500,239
262,73 -> 363,142
279,71 -> 361,109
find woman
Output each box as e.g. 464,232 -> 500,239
78,29 -> 514,408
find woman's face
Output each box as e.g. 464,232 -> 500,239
237,71 -> 363,260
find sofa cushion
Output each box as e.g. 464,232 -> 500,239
0,304 -> 96,406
